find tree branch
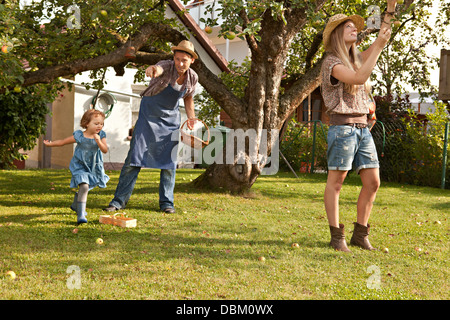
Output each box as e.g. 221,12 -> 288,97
238,8 -> 259,53
279,57 -> 324,123
2,21 -> 181,92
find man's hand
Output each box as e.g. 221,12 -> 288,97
145,65 -> 163,78
186,118 -> 197,130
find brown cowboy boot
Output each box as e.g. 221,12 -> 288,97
329,224 -> 351,252
350,222 -> 376,250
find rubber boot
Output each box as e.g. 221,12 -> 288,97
70,192 -> 78,212
76,202 -> 87,225
350,222 -> 376,250
329,224 -> 351,252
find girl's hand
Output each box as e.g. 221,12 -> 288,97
377,26 -> 392,47
93,133 -> 101,142
387,0 -> 397,11
43,140 -> 52,147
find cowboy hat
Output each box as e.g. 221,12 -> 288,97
323,14 -> 365,51
171,40 -> 198,59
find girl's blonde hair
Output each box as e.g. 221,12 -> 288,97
329,21 -> 371,95
80,109 -> 105,129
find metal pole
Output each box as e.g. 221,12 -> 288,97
310,121 -> 317,174
441,122 -> 449,189
279,151 -> 299,178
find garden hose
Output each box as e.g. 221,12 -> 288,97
91,92 -> 116,119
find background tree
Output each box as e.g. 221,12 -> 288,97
1,0 -> 448,191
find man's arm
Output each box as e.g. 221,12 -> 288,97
184,95 -> 196,129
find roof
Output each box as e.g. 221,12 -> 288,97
167,0 -> 229,73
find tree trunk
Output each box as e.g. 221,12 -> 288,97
191,5 -> 323,193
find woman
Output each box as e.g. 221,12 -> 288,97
321,1 -> 397,252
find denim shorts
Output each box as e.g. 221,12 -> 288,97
327,125 -> 379,173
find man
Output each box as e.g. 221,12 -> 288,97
104,40 -> 198,214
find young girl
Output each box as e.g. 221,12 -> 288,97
320,1 -> 397,252
44,109 -> 109,224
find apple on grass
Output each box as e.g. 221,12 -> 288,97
291,243 -> 300,248
96,238 -> 104,245
5,271 -> 16,280
1,45 -> 8,54
258,256 -> 265,262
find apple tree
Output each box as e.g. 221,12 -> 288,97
1,0 -> 447,192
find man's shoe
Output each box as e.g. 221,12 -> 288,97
162,207 -> 175,214
103,205 -> 119,212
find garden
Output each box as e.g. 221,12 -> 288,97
0,169 -> 448,300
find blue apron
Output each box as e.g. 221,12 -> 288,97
129,84 -> 186,169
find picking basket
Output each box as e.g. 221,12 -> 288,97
99,213 -> 137,228
180,118 -> 210,149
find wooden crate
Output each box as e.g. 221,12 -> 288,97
99,213 -> 137,228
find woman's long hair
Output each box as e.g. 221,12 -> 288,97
328,21 -> 371,95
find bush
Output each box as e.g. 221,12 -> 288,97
402,102 -> 450,188
372,96 -> 450,188
279,119 -> 328,173
0,84 -> 57,168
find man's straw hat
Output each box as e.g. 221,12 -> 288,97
171,40 -> 198,59
323,14 -> 365,51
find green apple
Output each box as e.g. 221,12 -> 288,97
291,243 -> 300,248
96,238 -> 104,245
226,31 -> 236,40
13,86 -> 21,93
258,256 -> 266,261
204,26 -> 212,34
100,10 -> 108,17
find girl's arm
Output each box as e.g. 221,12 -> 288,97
332,0 -> 396,86
360,0 -> 397,62
43,135 -> 76,147
94,134 -> 108,153
332,26 -> 391,85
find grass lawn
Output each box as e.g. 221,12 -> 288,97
0,168 -> 448,300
